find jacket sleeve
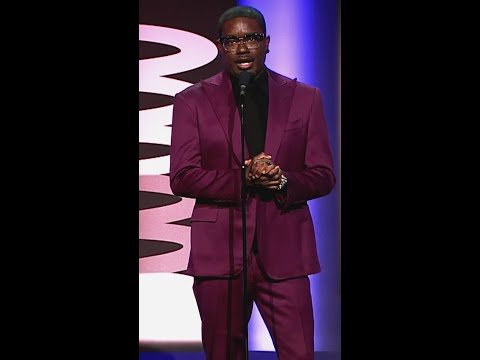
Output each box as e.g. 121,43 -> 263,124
169,92 -> 242,203
281,87 -> 336,208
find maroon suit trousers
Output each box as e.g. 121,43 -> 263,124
193,252 -> 314,359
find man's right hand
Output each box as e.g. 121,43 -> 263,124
245,152 -> 282,189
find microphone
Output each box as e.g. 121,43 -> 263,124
239,71 -> 254,96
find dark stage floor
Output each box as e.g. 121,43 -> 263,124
139,351 -> 341,359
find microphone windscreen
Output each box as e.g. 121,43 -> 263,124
238,71 -> 254,88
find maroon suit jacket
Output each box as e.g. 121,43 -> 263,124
170,69 -> 335,280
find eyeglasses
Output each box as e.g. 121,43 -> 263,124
218,33 -> 266,52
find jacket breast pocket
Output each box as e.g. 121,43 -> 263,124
284,118 -> 303,132
190,206 -> 219,223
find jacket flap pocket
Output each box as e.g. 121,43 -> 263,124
190,206 -> 219,223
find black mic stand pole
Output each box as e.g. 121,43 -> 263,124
239,83 -> 249,360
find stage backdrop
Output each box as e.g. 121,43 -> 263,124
139,0 -> 340,353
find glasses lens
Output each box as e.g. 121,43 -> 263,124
244,35 -> 261,49
223,38 -> 238,51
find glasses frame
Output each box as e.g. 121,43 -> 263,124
217,33 -> 266,52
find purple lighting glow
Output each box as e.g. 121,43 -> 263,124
237,0 -> 340,353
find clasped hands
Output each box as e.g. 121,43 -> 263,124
244,152 -> 282,190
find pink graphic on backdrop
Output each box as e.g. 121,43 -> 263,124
139,24 -> 217,78
139,24 -> 218,273
139,175 -> 195,273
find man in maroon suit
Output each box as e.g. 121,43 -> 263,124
170,5 -> 335,360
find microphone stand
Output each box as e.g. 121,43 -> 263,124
239,84 -> 249,360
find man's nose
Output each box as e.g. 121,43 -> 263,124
236,40 -> 250,53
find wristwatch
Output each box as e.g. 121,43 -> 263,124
278,174 -> 287,191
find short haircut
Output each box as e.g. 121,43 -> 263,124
217,6 -> 267,38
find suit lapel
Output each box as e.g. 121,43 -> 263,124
202,70 -> 296,164
264,70 -> 296,160
202,71 -> 244,166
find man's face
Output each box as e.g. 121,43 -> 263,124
217,17 -> 270,77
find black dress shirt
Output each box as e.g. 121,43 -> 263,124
230,70 -> 269,157
230,70 -> 270,254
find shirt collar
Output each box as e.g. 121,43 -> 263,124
229,69 -> 268,94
